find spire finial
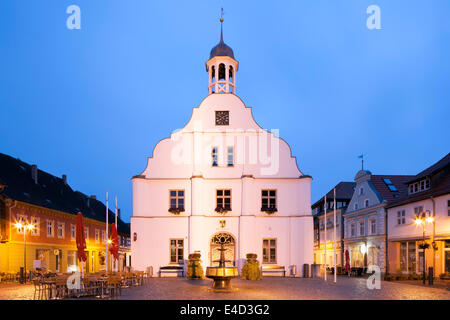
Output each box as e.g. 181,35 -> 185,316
220,8 -> 224,42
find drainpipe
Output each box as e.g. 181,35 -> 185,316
8,199 -> 17,242
431,196 -> 436,274
384,207 -> 389,275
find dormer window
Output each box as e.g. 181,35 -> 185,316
359,187 -> 364,195
408,178 -> 430,195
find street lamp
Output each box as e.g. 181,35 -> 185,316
414,211 -> 433,285
14,221 -> 35,284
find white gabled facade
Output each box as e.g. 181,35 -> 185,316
131,21 -> 313,277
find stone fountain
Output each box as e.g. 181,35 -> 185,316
206,243 -> 238,291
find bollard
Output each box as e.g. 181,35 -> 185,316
428,267 -> 434,285
302,264 -> 309,278
19,267 -> 24,284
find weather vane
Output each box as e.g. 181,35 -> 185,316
358,154 -> 365,170
221,7 -> 224,22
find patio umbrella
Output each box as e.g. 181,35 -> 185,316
344,250 -> 351,275
109,223 -> 119,261
76,212 -> 87,263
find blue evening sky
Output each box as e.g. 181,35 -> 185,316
1,1 -> 449,222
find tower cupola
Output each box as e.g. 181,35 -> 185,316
206,17 -> 238,95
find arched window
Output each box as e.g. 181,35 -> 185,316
229,66 -> 233,82
218,63 -> 226,80
211,65 -> 216,83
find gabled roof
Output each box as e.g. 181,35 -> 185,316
386,154 -> 450,209
405,153 -> 450,184
0,153 -> 129,235
370,175 -> 413,202
312,181 -> 356,210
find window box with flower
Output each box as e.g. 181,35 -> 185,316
261,207 -> 278,214
168,207 -> 185,215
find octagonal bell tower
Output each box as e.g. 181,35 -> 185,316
206,17 -> 239,95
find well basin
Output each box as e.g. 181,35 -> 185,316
206,266 -> 239,290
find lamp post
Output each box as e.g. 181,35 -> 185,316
414,211 -> 434,285
14,221 -> 35,284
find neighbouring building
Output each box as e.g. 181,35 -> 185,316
312,182 -> 355,271
386,153 -> 450,276
0,153 -> 131,274
343,169 -> 413,274
131,20 -> 313,276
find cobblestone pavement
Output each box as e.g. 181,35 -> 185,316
0,283 -> 35,300
1,277 -> 449,300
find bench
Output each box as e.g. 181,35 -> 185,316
159,266 -> 185,278
262,265 -> 286,277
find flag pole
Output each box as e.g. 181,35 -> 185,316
324,196 -> 327,282
115,195 -> 118,272
334,188 -> 337,283
106,190 -> 109,274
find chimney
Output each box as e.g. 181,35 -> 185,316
90,195 -> 96,200
118,208 -> 121,219
31,165 -> 38,184
62,174 -> 67,185
86,197 -> 90,208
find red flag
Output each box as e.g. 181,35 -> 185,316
76,212 -> 87,262
109,223 -> 119,261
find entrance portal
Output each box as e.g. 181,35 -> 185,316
210,233 -> 235,267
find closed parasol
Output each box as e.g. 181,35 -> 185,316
345,249 -> 351,275
76,212 -> 87,262
109,223 -> 119,261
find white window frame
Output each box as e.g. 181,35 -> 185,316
414,206 -> 424,218
261,189 -> 277,210
169,190 -> 185,209
95,229 -> 100,243
211,147 -> 218,167
350,223 -> 356,237
448,200 -> 450,217
227,146 -> 234,167
397,210 -> 406,225
70,224 -> 76,240
170,239 -> 184,264
365,199 -> 369,208
216,189 -> 232,210
370,219 -> 376,235
30,216 -> 40,236
359,221 -> 365,236
57,222 -> 65,239
46,220 -> 54,238
16,214 -> 27,234
262,238 -> 277,264
84,227 -> 89,242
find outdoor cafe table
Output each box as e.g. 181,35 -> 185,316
85,276 -> 109,299
42,278 -> 56,299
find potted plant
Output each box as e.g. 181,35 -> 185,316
384,274 -> 393,281
439,273 -> 450,280
418,242 -> 429,250
168,207 -> 185,215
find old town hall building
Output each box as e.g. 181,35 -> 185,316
131,21 -> 313,276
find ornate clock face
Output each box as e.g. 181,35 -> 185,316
215,111 -> 229,126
